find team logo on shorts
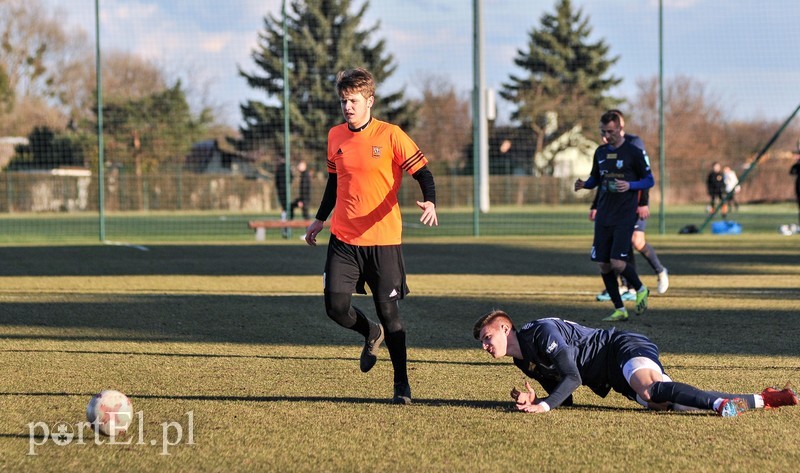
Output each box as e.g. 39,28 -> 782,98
372,146 -> 382,158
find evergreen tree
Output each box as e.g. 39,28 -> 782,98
97,81 -> 210,208
500,0 -> 622,175
100,81 -> 208,174
7,126 -> 86,170
238,0 -> 413,170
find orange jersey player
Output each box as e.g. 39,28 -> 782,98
325,117 -> 428,246
305,67 -> 437,404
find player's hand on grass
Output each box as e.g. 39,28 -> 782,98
305,219 -> 324,246
511,380 -> 537,410
417,201 -> 438,227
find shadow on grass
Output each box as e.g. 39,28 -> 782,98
0,293 -> 799,357
0,241 -> 796,278
0,348 -> 498,367
0,242 -> 798,358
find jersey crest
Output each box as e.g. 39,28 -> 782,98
372,146 -> 382,158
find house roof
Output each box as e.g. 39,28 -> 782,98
185,139 -> 255,172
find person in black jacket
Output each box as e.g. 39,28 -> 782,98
290,160 -> 311,220
706,161 -> 727,217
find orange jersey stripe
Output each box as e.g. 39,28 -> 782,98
327,118 -> 428,246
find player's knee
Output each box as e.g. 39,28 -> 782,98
632,234 -> 645,250
648,381 -> 670,404
324,292 -> 353,326
375,300 -> 404,334
598,262 -> 612,273
609,259 -> 627,274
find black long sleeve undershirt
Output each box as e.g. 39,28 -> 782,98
314,173 -> 337,222
412,166 -> 436,205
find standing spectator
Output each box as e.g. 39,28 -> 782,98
723,165 -> 740,212
289,160 -> 311,220
574,111 -> 654,322
791,147 -> 800,226
305,68 -> 438,404
706,162 -> 727,217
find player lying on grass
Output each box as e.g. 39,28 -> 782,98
473,309 -> 798,417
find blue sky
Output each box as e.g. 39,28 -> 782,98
45,0 -> 800,127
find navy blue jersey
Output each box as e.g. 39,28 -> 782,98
590,139 -> 652,225
512,318 -> 662,408
590,134 -> 649,209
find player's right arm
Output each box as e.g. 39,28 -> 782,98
305,173 -> 337,246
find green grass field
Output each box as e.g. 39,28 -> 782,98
0,202 -> 796,243
1,235 -> 799,471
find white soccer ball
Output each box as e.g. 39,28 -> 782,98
86,390 -> 133,436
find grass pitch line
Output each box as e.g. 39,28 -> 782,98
103,240 -> 150,251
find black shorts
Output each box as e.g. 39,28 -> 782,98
324,234 -> 409,302
633,217 -> 647,233
591,215 -> 637,262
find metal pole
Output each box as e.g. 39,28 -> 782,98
95,0 -> 105,241
478,20 -> 489,213
471,0 -> 482,235
658,0 -> 666,235
282,0 -> 293,236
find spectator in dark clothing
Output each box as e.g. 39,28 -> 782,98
791,149 -> 800,226
706,161 -> 726,218
290,160 -> 311,220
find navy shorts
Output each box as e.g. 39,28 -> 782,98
607,330 -> 664,399
591,214 -> 637,262
323,234 -> 409,302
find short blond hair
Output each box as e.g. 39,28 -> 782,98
335,68 -> 375,99
473,309 -> 514,340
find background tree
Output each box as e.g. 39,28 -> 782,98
99,81 -> 211,207
7,126 -> 87,170
0,0 -> 86,135
0,64 -> 13,113
238,0 -> 413,171
632,74 -> 800,204
409,75 -> 471,174
500,0 -> 621,175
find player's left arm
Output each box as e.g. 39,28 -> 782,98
617,149 -> 654,193
413,166 -> 438,226
393,126 -> 438,227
